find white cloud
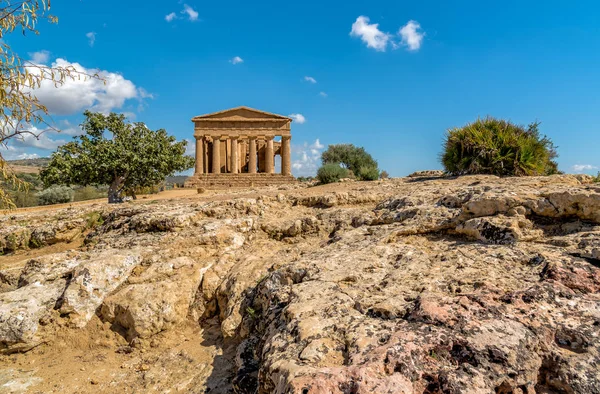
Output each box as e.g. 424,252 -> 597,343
398,20 -> 424,51
86,32 -> 96,47
137,87 -> 154,99
182,4 -> 199,21
24,58 -> 148,115
166,5 -> 199,23
572,164 -> 598,173
15,153 -> 40,160
288,114 -> 306,124
319,91 -> 327,98
57,119 -> 83,136
350,16 -> 390,52
184,138 -> 195,156
0,144 -> 42,161
28,50 -> 50,65
165,12 -> 177,22
230,56 -> 244,65
292,139 -> 325,177
8,124 -> 69,151
304,76 -> 317,84
14,133 -> 68,150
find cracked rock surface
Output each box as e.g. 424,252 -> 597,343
0,175 -> 599,393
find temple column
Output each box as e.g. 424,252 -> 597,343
211,138 -> 221,174
202,138 -> 209,173
248,137 -> 257,173
281,136 -> 291,176
194,136 -> 204,175
220,138 -> 227,173
265,136 -> 274,174
230,137 -> 239,174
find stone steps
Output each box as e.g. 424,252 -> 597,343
184,174 -> 296,189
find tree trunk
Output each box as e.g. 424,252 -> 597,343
108,177 -> 125,204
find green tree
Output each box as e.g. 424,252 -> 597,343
40,111 -> 194,203
321,144 -> 380,180
441,117 -> 559,176
316,163 -> 348,184
0,1 -> 100,209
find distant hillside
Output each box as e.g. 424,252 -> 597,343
7,158 -> 51,167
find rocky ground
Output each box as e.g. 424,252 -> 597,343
1,174 -> 599,393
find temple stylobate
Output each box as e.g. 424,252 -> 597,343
184,106 -> 296,188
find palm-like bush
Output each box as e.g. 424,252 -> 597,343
441,117 -> 559,176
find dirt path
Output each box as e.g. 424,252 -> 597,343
0,317 -> 235,393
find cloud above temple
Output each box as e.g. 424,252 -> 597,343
350,16 -> 390,51
398,20 -> 425,51
288,114 -> 306,124
165,4 -> 199,22
350,16 -> 425,52
230,56 -> 244,65
304,76 -> 317,84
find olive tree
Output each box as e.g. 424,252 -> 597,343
40,111 -> 194,203
320,144 -> 380,181
0,0 -> 100,208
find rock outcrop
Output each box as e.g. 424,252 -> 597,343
0,175 -> 599,393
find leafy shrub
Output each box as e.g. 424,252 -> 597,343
594,172 -> 600,183
8,190 -> 38,208
37,185 -> 74,205
73,185 -> 107,202
380,170 -> 390,179
357,165 -> 380,181
317,164 -> 348,184
441,117 -> 559,176
321,144 -> 380,181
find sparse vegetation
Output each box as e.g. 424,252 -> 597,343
320,144 -> 380,182
593,172 -> 600,183
316,163 -> 349,184
73,185 -> 108,202
85,211 -> 104,229
441,117 -> 559,176
358,165 -> 380,181
380,170 -> 390,179
37,185 -> 74,205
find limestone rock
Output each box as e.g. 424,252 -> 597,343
0,280 -> 67,353
18,252 -> 82,287
59,250 -> 141,327
101,257 -> 205,341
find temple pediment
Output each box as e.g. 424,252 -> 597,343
192,106 -> 292,122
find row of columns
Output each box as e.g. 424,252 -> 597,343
194,136 -> 291,175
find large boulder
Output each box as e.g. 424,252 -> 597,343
100,257 -> 206,341
59,250 -> 142,328
0,280 -> 67,353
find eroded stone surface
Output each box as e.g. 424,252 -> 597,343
0,175 -> 599,393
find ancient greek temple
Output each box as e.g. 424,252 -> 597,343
184,106 -> 295,188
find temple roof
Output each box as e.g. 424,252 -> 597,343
191,106 -> 292,122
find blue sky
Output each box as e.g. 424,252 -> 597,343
3,0 -> 600,176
